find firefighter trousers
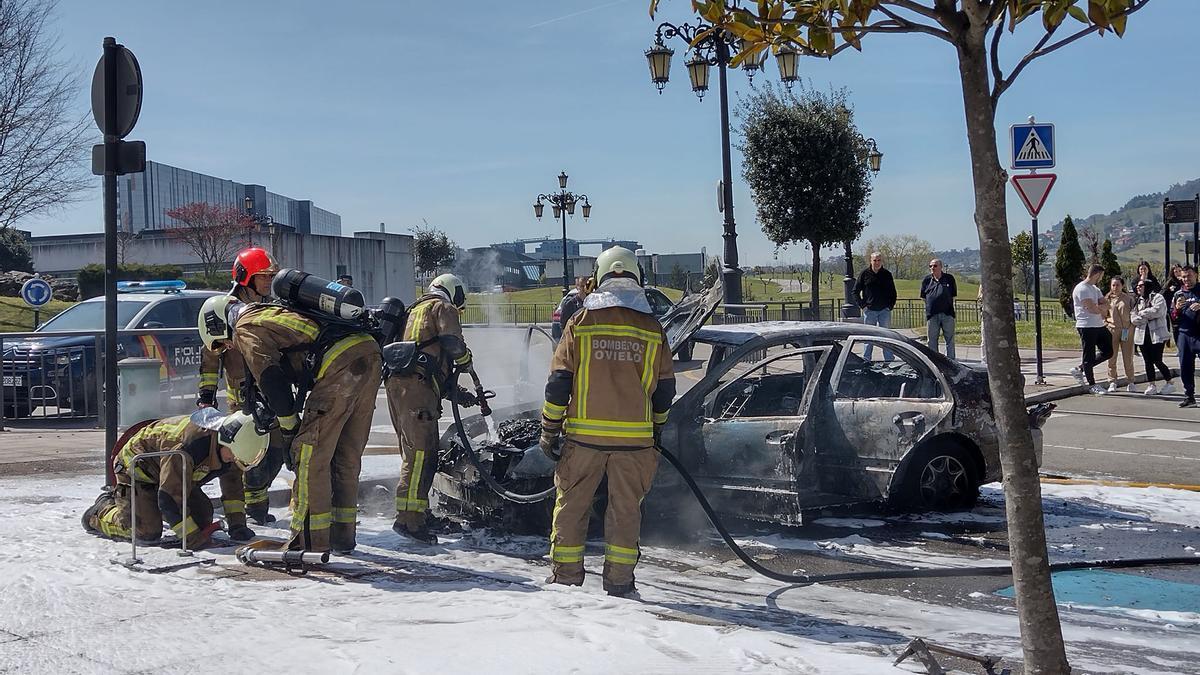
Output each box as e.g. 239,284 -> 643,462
286,346 -> 382,552
549,441 -> 659,586
88,480 -> 213,542
243,428 -> 287,511
385,375 -> 441,529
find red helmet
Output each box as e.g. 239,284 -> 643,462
232,247 -> 279,286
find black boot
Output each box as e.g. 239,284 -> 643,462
81,489 -> 114,535
603,578 -> 638,598
1180,397 -> 1196,408
392,520 -> 438,545
246,503 -> 276,525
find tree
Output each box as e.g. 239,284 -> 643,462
411,221 -> 457,274
115,230 -> 138,266
861,233 -> 934,279
1079,225 -> 1102,264
0,228 -> 34,272
164,203 -> 254,279
736,84 -> 870,312
650,2 -> 1150,670
1056,215 -> 1086,317
667,263 -> 688,290
1100,239 -> 1122,289
703,256 -> 722,288
1010,231 -> 1046,300
0,0 -> 91,229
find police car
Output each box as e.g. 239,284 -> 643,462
1,281 -> 219,418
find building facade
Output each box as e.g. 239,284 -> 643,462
117,161 -> 342,236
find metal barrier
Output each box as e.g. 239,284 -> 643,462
116,449 -> 192,568
0,327 -> 203,426
461,303 -> 557,325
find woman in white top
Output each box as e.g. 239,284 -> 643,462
1131,278 -> 1175,395
1070,264 -> 1114,394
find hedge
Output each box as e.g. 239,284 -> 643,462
77,263 -> 184,299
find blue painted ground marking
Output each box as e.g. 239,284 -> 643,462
997,570 -> 1200,614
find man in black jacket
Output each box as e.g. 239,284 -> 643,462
921,258 -> 958,359
853,251 -> 897,360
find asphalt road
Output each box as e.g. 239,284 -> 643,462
1042,389 -> 1200,486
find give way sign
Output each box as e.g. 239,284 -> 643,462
1011,173 -> 1057,217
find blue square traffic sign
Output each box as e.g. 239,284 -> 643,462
1011,123 -> 1055,170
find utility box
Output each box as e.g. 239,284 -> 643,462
118,358 -> 162,429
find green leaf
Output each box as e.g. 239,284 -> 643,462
1066,4 -> 1089,23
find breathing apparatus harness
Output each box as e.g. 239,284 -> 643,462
443,369 -> 1200,585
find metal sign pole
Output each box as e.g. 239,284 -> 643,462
1194,194 -> 1199,268
1031,216 -> 1045,384
102,38 -> 120,484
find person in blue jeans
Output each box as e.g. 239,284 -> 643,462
853,251 -> 897,360
1171,265 -> 1200,408
921,259 -> 958,359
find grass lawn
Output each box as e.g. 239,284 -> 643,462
742,275 -> 981,304
0,297 -> 74,333
467,285 -> 685,306
950,317 -> 1082,350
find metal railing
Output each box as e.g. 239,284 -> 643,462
0,327 -> 202,426
462,303 -> 557,325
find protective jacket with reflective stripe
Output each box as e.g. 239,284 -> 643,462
400,293 -> 472,395
112,415 -> 245,535
198,285 -> 263,407
542,305 -> 675,449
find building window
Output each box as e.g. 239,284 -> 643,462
336,264 -> 348,278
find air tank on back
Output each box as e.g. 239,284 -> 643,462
374,297 -> 407,344
272,268 -> 365,320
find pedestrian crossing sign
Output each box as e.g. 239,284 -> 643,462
1011,123 -> 1055,170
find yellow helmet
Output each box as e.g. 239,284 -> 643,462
430,273 -> 467,309
217,411 -> 269,470
594,246 -> 642,286
197,295 -> 242,351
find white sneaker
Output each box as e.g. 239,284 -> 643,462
1143,384 -> 1159,396
1107,382 -> 1119,393
1090,385 -> 1107,396
1161,382 -> 1177,396
1126,384 -> 1139,393
1070,367 -> 1086,384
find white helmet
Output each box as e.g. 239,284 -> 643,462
594,246 -> 642,286
430,273 -> 467,309
198,295 -> 242,351
218,411 -> 269,470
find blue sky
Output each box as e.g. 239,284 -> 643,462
28,0 -> 1200,266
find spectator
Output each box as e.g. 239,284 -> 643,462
853,251 -> 897,360
1104,276 -> 1137,392
1137,260 -> 1159,291
559,276 -> 592,328
1070,264 -> 1114,395
1165,263 -> 1184,345
920,259 -> 957,359
1131,278 -> 1175,396
1171,265 -> 1200,408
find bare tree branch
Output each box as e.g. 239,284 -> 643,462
165,203 -> 255,279
0,0 -> 91,229
875,5 -> 955,42
989,14 -> 1005,97
883,0 -> 945,23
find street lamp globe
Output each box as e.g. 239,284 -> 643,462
244,195 -> 254,212
686,54 -> 710,100
581,201 -> 592,219
866,139 -> 883,174
566,196 -> 577,216
558,171 -> 569,189
552,205 -> 562,219
775,43 -> 800,88
534,201 -> 544,219
739,45 -> 768,83
645,42 -> 674,92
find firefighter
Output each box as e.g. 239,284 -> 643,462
200,294 -> 382,554
539,246 -> 676,597
385,273 -> 473,544
197,246 -> 287,525
81,409 -> 267,547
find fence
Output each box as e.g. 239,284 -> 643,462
0,327 -> 202,425
708,298 -> 1068,329
462,303 -> 557,326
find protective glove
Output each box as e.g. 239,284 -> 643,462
197,390 -> 217,408
455,386 -> 479,408
539,431 -> 562,462
227,524 -> 255,542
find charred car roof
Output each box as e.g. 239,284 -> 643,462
694,321 -> 905,346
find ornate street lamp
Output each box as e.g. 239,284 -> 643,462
842,138 -> 884,320
645,42 -> 674,92
686,54 -> 710,99
865,138 -> 883,174
775,43 -> 800,88
533,172 -> 594,296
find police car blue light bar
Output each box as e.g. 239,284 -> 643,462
116,280 -> 187,293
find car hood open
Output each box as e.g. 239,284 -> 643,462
658,277 -> 723,354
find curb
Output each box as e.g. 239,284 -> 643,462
1024,369 -> 1166,405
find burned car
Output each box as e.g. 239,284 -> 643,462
432,288 -> 1049,531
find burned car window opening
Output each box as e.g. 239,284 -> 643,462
836,340 -> 944,401
711,351 -> 816,419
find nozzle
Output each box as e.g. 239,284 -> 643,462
236,548 -> 330,566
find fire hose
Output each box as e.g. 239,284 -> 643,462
446,374 -> 1200,584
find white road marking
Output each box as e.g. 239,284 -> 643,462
1045,443 -> 1200,462
1112,428 -> 1200,443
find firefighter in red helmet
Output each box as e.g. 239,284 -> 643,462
197,246 -> 286,525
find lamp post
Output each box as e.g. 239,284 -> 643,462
841,138 -> 884,320
243,195 -> 273,249
533,171 -> 592,296
646,21 -> 801,308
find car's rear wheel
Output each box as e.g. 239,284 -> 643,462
892,442 -> 980,512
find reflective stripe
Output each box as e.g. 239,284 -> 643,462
405,302 -> 431,341
226,388 -> 242,406
641,340 -> 658,422
318,333 -> 375,380
244,487 -> 269,504
171,517 -> 200,538
652,410 -> 669,425
454,350 -> 472,366
399,449 -> 427,513
564,419 -> 654,439
577,336 -> 591,420
278,414 -> 299,431
541,401 -> 567,421
574,324 -> 663,344
222,500 -> 245,514
248,307 -> 319,340
199,374 -> 219,388
97,505 -> 130,539
551,544 -> 585,563
332,507 -> 357,523
290,443 -> 313,533
604,543 -> 639,565
394,497 -> 428,511
308,512 -> 332,531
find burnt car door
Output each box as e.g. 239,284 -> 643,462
694,346 -> 831,520
820,337 -> 953,500
658,277 -> 722,354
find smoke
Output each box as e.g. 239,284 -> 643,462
461,326 -> 553,409
453,248 -> 503,294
